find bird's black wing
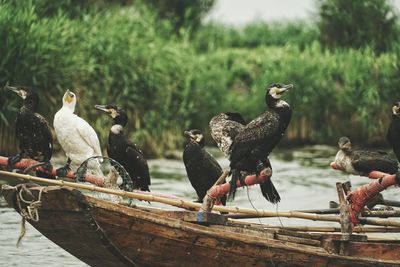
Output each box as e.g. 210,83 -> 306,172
387,116 -> 400,162
230,113 -> 280,167
35,113 -> 53,161
203,151 -> 226,205
209,113 -> 246,157
125,142 -> 151,191
351,150 -> 398,174
183,143 -> 208,201
16,112 -> 53,161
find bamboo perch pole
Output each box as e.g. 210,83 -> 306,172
0,156 -> 104,186
3,170 -> 400,227
206,167 -> 273,200
227,219 -> 400,233
226,209 -> 400,219
201,170 -> 229,212
330,162 -> 394,181
249,225 -> 400,233
0,170 -> 340,222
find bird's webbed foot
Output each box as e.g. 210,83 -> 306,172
8,154 -> 22,168
56,158 -> 71,178
255,160 -> 265,177
41,161 -> 53,174
34,161 -> 55,179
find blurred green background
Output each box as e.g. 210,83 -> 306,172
1,0 -> 400,157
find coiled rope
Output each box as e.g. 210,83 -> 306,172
15,186 -> 45,247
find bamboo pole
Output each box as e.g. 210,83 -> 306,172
3,170 -> 400,227
0,156 -> 104,186
0,170 -> 340,222
201,170 -> 229,212
226,209 -> 400,219
253,225 -> 400,233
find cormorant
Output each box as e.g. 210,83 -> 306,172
54,90 -> 102,175
228,83 -> 294,203
334,136 -> 398,175
95,104 -> 150,191
209,112 -> 246,157
183,129 -> 226,205
387,102 -> 400,162
5,85 -> 53,175
210,112 -> 278,203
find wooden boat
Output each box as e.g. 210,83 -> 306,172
2,183 -> 400,267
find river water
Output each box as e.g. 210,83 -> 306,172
1,146 -> 399,266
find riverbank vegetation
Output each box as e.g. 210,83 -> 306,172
1,0 -> 399,157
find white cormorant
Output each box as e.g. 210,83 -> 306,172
334,136 -> 398,175
228,83 -> 293,203
387,102 -> 400,162
6,85 -> 53,176
95,104 -> 150,191
54,90 -> 102,175
183,129 -> 226,205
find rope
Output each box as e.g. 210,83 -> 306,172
15,186 -> 45,247
246,186 -> 275,267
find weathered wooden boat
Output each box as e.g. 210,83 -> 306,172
2,181 -> 400,267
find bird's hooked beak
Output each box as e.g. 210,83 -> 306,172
64,89 -> 74,104
184,130 -> 194,139
276,84 -> 293,94
5,84 -> 26,99
95,104 -> 111,114
95,104 -> 118,118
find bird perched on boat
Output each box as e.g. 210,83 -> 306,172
228,83 -> 294,203
95,104 -> 150,191
5,85 -> 53,176
210,112 -> 278,204
54,90 -> 102,175
387,102 -> 400,162
334,136 -> 398,175
183,129 -> 226,205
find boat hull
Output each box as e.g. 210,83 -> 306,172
2,184 -> 400,267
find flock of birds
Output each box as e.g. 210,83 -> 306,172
4,83 -> 400,206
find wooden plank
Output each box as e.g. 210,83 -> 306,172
347,242 -> 400,261
275,234 -> 321,247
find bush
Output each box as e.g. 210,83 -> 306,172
1,0 -> 399,158
192,22 -> 319,52
317,0 -> 399,53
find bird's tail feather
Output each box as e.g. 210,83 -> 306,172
228,169 -> 241,201
260,179 -> 281,204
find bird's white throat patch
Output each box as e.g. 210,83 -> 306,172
275,99 -> 289,108
111,124 -> 123,134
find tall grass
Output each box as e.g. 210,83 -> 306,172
192,22 -> 319,52
1,1 -> 399,158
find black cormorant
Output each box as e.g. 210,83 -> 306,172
228,83 -> 293,203
334,136 -> 398,175
210,112 -> 278,203
6,85 -> 53,174
95,104 -> 150,191
183,129 -> 226,205
387,102 -> 400,162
